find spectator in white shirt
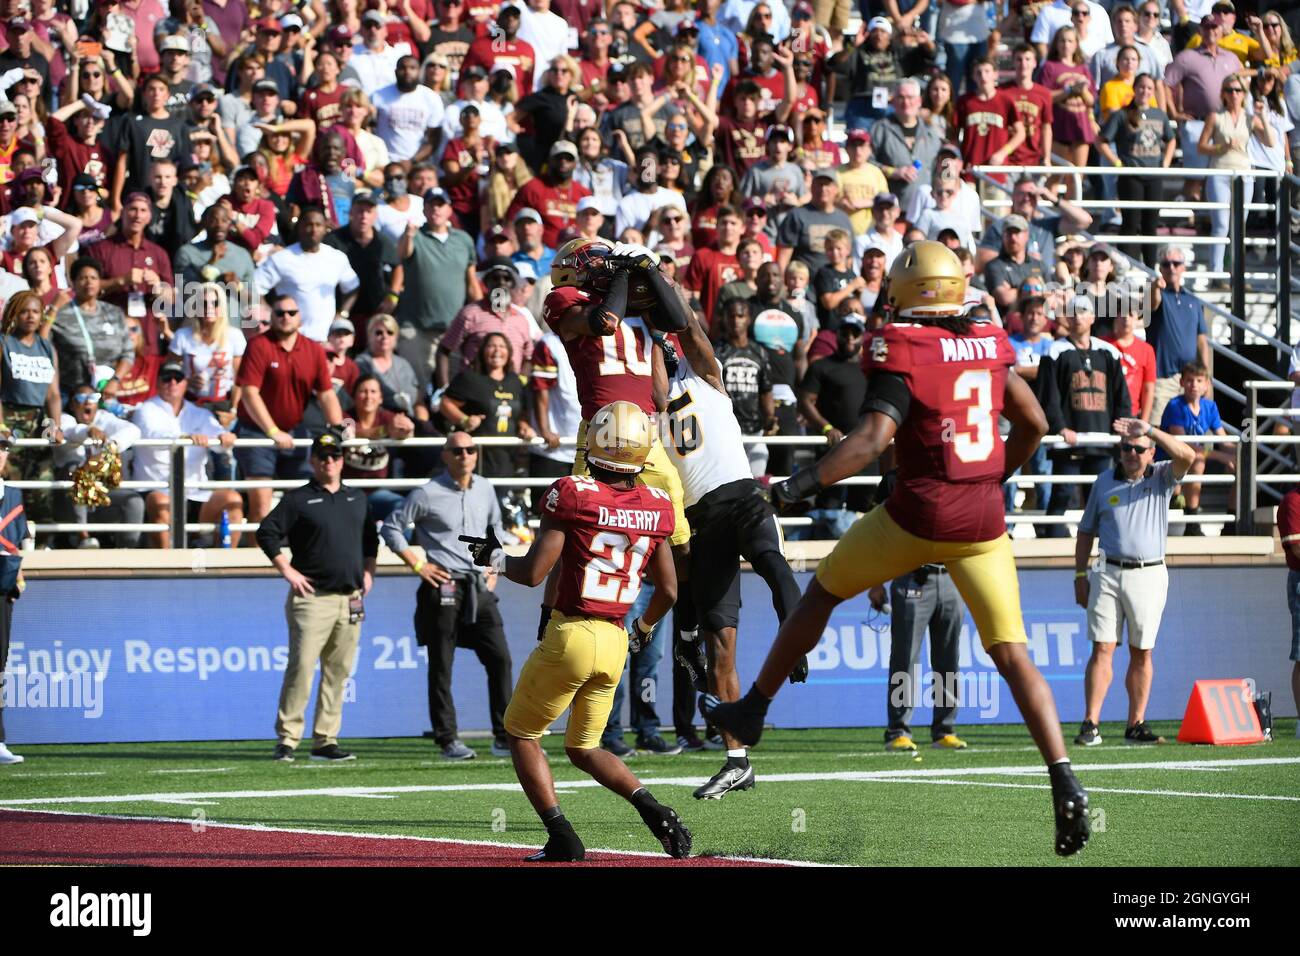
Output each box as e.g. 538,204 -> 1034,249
350,10 -> 413,97
255,208 -> 362,342
372,55 -> 445,164
132,360 -> 243,549
516,0 -> 571,92
1031,0 -> 1113,60
615,146 -> 688,237
441,66 -> 511,148
853,192 -> 904,270
54,384 -> 144,549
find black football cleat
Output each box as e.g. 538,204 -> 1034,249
1052,770 -> 1091,857
700,691 -> 766,747
525,826 -> 586,863
639,803 -> 692,859
693,761 -> 756,800
789,654 -> 810,684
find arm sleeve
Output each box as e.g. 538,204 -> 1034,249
860,371 -> 912,425
643,268 -> 690,333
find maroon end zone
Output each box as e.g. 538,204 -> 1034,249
0,810 -> 786,867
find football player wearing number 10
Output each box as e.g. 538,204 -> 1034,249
705,242 -> 1092,857
460,401 -> 692,862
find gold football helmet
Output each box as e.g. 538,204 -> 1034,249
586,400 -> 653,474
886,240 -> 967,319
551,237 -> 614,290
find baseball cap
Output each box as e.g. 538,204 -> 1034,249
484,223 -> 511,243
491,62 -> 517,78
72,172 -> 100,190
550,140 -> 578,160
477,255 -> 519,279
654,245 -> 676,263
159,359 -> 186,379
840,314 -> 867,330
159,35 -> 190,53
1070,294 -> 1096,315
252,79 -> 280,94
499,2 -> 524,16
280,13 -> 305,30
352,189 -> 379,207
423,187 -> 449,204
311,430 -> 345,458
742,196 -> 766,215
327,25 -> 354,45
765,124 -> 794,143
7,17 -> 30,32
513,207 -> 543,225
576,195 -> 606,214
255,17 -> 283,33
513,259 -> 538,282
1211,0 -> 1234,12
1004,213 -> 1031,231
813,167 -> 840,185
361,10 -> 386,25
676,20 -> 699,35
189,83 -> 218,100
867,16 -> 893,33
0,100 -> 16,118
873,191 -> 899,207
792,1 -> 814,19
847,127 -> 871,145
329,317 -> 355,335
10,207 -> 38,226
461,64 -> 487,80
122,190 -> 152,207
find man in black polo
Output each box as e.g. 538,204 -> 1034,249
325,190 -> 402,325
258,429 -> 378,762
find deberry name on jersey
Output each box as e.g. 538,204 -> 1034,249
661,354 -> 752,508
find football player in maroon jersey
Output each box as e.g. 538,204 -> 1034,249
705,242 -> 1091,857
461,401 -> 692,861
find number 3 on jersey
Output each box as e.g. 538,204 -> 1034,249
951,369 -> 994,463
581,530 -> 651,603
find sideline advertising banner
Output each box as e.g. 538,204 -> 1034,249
3,567 -> 1292,744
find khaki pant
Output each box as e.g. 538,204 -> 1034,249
1151,376 -> 1182,428
275,590 -> 361,750
812,0 -> 851,35
397,324 -> 443,392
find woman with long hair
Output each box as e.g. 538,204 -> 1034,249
334,87 -> 389,188
689,163 -> 740,249
21,247 -> 69,321
573,125 -> 629,211
168,282 -> 245,426
258,123 -> 313,199
441,104 -> 492,238
1261,13 -> 1297,72
485,142 -> 533,229
921,71 -> 957,143
69,173 -> 114,246
343,373 -> 414,524
439,332 -> 533,481
738,3 -> 777,68
355,314 -> 426,420
0,290 -> 62,519
11,93 -> 45,154
1098,73 -> 1175,266
1248,67 -> 1294,181
421,52 -> 455,106
115,315 -> 166,407
61,48 -> 134,111
1098,46 -> 1145,121
1077,245 -> 1122,339
1036,26 -> 1096,199
1199,74 -> 1273,286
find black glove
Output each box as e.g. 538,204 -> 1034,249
458,527 -> 503,568
771,466 -> 824,509
732,488 -> 775,531
789,654 -> 809,684
653,331 -> 680,376
674,630 -> 709,692
627,616 -> 654,653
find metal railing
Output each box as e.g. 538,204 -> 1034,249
12,431 -> 1243,545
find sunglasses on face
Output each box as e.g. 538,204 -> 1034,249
1224,87 -> 1244,94
448,446 -> 478,456
273,307 -> 299,316
662,214 -> 683,223
1119,443 -> 1150,454
160,373 -> 186,384
74,392 -> 102,404
82,70 -> 103,78
1073,8 -> 1089,16
1160,260 -> 1185,267
1265,20 -> 1282,28
371,327 -> 395,336
125,325 -> 141,334
316,448 -> 344,460
0,117 -> 16,124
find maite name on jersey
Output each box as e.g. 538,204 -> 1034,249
939,335 -> 1001,364
596,506 -> 665,532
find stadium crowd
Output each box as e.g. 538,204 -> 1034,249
0,0 -> 1294,547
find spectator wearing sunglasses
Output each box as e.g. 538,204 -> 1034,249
54,383 -> 144,549
114,316 -> 167,406
381,429 -> 515,761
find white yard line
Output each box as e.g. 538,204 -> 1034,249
0,756 -> 1294,807
148,767 -> 235,775
0,806 -> 827,867
875,778 -> 1300,802
3,771 -> 107,779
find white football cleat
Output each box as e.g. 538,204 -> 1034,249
0,743 -> 24,765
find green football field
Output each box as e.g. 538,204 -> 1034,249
2,721 -> 1298,866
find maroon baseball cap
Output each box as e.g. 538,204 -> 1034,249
792,1 -> 814,19
7,17 -> 31,32
255,17 -> 283,33
327,25 -> 354,45
847,127 -> 871,145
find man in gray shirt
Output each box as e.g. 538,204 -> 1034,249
381,430 -> 513,760
1073,417 -> 1195,748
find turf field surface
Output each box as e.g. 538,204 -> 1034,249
1,721 -> 1296,867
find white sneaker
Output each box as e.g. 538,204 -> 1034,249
0,743 -> 24,765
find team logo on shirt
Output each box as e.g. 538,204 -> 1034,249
1108,494 -> 1121,506
870,337 -> 889,362
145,128 -> 177,158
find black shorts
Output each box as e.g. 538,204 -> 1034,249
686,478 -> 785,632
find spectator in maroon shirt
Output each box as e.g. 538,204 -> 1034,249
226,165 -> 278,260
45,96 -> 115,207
90,192 -> 175,356
234,291 -> 344,525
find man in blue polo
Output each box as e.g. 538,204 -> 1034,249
1147,245 -> 1211,425
1072,417 -> 1196,748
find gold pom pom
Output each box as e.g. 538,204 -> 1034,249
71,441 -> 123,508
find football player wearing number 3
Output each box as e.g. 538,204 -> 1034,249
460,401 -> 692,862
705,242 -> 1093,857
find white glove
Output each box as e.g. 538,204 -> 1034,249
0,69 -> 24,92
82,94 -> 112,121
608,242 -> 659,265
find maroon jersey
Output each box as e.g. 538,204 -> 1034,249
542,286 -> 656,420
544,474 -> 676,623
864,323 -> 1016,543
1000,81 -> 1054,167
955,89 -> 1019,171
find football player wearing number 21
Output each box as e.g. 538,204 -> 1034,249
706,241 -> 1093,857
460,402 -> 692,862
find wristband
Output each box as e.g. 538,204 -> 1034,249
1074,571 -> 1088,579
266,426 -> 281,437
821,423 -> 833,434
633,616 -> 653,637
412,559 -> 426,574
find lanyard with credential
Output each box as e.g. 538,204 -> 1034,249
71,302 -> 98,380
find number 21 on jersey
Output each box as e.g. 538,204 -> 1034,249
581,530 -> 651,604
951,369 -> 994,463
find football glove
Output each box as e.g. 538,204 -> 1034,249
606,242 -> 660,273
674,630 -> 709,693
732,488 -> 775,531
652,330 -> 680,376
458,527 -> 504,570
627,616 -> 655,654
771,467 -> 824,508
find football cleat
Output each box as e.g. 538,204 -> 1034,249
693,762 -> 756,800
700,693 -> 766,747
931,734 -> 968,750
789,654 -> 810,684
1124,722 -> 1165,744
525,826 -> 586,863
885,736 -> 918,753
639,803 -> 692,858
1052,770 -> 1091,857
1074,721 -> 1102,747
